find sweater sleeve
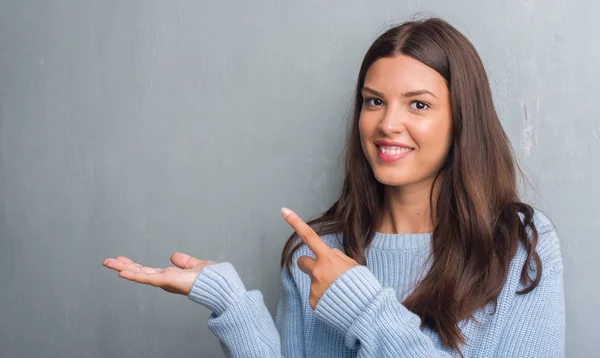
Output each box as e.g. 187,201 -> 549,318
313,264 -> 453,357
493,262 -> 565,357
187,262 -> 305,357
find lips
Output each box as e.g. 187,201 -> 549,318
374,139 -> 413,148
374,141 -> 414,163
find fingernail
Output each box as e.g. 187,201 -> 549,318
281,207 -> 291,217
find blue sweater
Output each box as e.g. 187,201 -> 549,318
188,210 -> 565,357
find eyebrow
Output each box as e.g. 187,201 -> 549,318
361,86 -> 438,99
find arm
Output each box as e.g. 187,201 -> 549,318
278,208 -> 454,357
313,265 -> 454,358
495,263 -> 565,357
494,222 -> 566,358
188,262 -> 306,357
188,262 -> 281,357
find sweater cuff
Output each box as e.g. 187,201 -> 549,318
187,262 -> 247,316
313,265 -> 383,334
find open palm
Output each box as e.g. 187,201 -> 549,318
102,253 -> 216,295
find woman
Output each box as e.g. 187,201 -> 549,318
103,17 -> 565,357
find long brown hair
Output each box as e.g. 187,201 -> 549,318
280,17 -> 542,355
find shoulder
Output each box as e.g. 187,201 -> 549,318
534,209 -> 562,264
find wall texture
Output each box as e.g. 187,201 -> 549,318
0,1 -> 598,357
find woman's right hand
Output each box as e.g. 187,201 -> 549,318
102,253 -> 217,295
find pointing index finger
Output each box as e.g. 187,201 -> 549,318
281,207 -> 330,257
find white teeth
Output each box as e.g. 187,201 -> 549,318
379,146 -> 412,155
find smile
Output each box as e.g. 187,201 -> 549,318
376,145 -> 413,163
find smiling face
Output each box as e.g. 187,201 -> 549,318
359,55 -> 453,188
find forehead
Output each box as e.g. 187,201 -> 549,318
363,55 -> 448,95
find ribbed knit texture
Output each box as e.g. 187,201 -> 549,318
188,210 -> 565,357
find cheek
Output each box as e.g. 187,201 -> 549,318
358,110 -> 382,138
358,114 -> 369,138
358,116 -> 372,151
412,118 -> 452,160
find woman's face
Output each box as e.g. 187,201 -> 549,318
359,55 -> 453,188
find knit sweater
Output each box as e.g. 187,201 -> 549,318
188,210 -> 565,357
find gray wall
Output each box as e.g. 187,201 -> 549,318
0,1 -> 597,357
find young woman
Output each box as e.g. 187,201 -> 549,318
103,18 -> 565,357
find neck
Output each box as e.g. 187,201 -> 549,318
377,172 -> 445,234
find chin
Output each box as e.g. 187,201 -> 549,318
372,170 -> 415,187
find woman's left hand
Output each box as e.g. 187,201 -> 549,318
102,253 -> 216,295
281,207 -> 360,310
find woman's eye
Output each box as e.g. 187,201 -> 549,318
409,101 -> 430,111
363,97 -> 384,107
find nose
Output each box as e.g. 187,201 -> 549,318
377,104 -> 406,135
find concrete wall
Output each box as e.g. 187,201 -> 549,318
1,1 -> 597,357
